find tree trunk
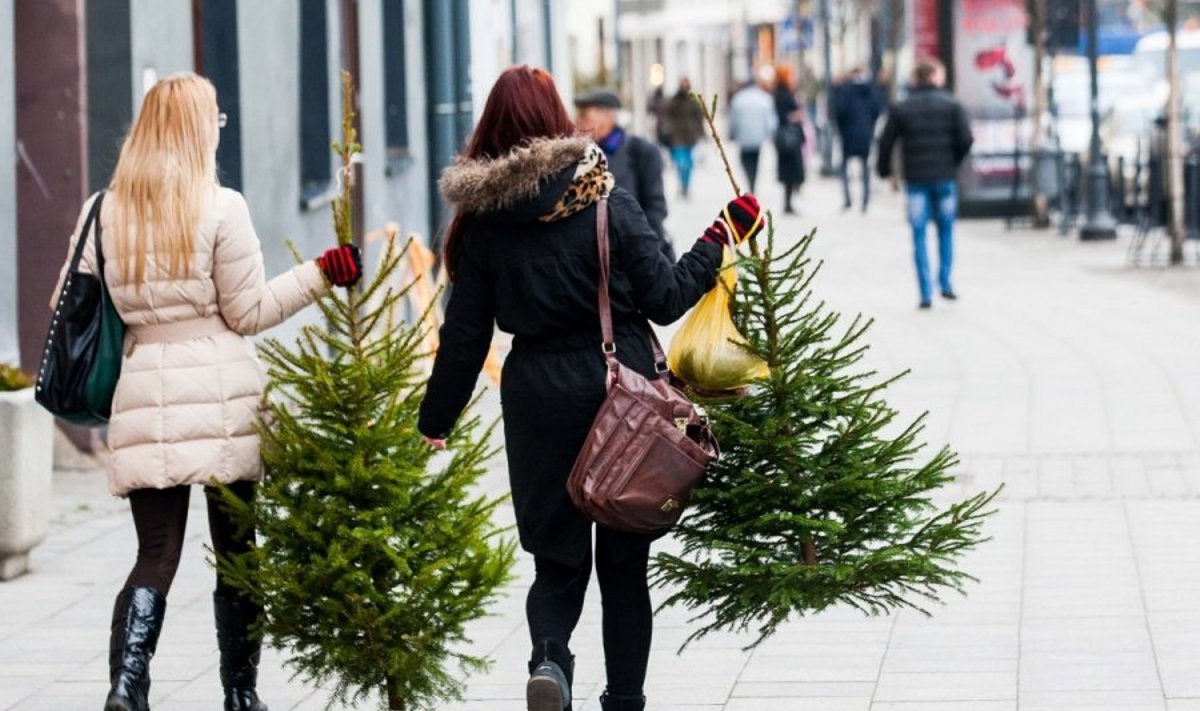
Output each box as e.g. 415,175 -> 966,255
1167,0 -> 1186,264
886,0 -> 903,102
1029,0 -> 1050,227
386,675 -> 406,711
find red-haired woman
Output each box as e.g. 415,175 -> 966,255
418,67 -> 762,711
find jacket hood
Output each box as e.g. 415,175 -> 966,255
439,135 -> 591,219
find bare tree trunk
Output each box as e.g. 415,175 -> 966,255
1029,0 -> 1050,227
1029,0 -> 1046,148
886,0 -> 903,102
1166,0 -> 1186,264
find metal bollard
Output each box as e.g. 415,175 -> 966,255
1185,150 -> 1200,239
1114,156 -> 1127,222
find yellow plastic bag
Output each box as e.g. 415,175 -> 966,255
668,249 -> 769,394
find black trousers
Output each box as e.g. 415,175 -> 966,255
124,481 -> 257,596
740,148 -> 761,194
526,527 -> 653,697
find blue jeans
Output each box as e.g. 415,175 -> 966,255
906,180 -> 957,303
670,145 -> 695,194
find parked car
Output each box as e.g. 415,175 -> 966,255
1050,55 -> 1160,154
1133,30 -> 1200,95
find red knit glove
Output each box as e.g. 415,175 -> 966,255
317,244 -> 363,287
723,193 -> 764,244
701,220 -> 732,246
700,194 -> 765,247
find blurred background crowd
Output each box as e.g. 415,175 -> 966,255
3,0 -> 1199,446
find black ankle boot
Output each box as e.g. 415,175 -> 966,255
214,592 -> 269,711
600,691 -> 646,711
104,587 -> 166,711
527,639 -> 573,711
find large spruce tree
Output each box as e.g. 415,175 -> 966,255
653,95 -> 999,648
217,72 -> 515,710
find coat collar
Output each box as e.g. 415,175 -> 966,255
439,135 -> 592,216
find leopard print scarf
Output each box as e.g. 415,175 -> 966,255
539,143 -> 615,223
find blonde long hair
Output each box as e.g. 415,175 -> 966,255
109,72 -> 219,285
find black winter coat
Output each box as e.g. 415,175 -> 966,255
877,85 -> 974,183
833,81 -> 882,158
773,87 -> 806,186
419,136 -> 722,566
606,132 -> 673,257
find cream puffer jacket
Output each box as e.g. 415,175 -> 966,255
53,187 -> 328,496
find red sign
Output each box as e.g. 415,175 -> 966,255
913,0 -> 940,60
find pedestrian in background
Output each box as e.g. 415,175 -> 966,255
773,65 -> 807,215
648,85 -> 671,148
834,66 -> 883,212
729,66 -> 778,193
877,58 -> 974,309
420,65 -> 763,711
666,77 -> 705,199
575,89 -> 673,257
56,73 -> 362,711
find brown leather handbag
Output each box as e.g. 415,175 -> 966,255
566,198 -> 719,534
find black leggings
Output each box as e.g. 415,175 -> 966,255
740,148 -> 761,194
124,481 -> 257,596
526,528 -> 653,697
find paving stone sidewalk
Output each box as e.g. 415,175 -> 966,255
7,146 -> 1200,710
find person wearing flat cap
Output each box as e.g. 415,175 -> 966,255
574,89 -> 674,259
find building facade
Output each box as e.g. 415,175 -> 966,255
0,0 -> 14,366
1,0 -> 564,375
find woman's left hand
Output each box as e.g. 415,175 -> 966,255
423,436 -> 447,450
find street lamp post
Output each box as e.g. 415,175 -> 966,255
818,0 -> 836,176
1079,0 -> 1117,240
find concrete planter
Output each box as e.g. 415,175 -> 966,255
0,387 -> 54,580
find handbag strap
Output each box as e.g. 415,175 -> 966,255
595,198 -> 668,376
69,191 -> 107,275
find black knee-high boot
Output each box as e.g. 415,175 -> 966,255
105,587 -> 167,711
214,593 -> 269,711
600,691 -> 646,711
527,638 -> 574,711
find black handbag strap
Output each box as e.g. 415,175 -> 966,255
595,198 -> 668,377
69,191 -> 107,276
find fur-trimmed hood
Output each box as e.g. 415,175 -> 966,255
439,135 -> 592,216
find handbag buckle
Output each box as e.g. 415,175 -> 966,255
660,497 -> 680,513
655,360 -> 669,374
601,342 -> 616,355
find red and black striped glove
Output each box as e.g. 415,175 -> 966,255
316,244 -> 363,287
723,193 -> 764,244
700,193 -> 765,247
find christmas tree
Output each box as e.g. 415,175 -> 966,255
652,95 -> 999,648
217,72 -> 515,710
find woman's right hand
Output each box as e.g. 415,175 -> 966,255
317,244 -> 363,287
701,193 -> 765,246
423,436 -> 447,450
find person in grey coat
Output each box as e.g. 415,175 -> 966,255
728,68 -> 778,193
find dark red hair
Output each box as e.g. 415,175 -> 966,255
443,66 -> 575,280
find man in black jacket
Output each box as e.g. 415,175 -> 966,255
575,90 -> 674,259
877,59 -> 974,309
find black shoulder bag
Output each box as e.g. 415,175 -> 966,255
35,191 -> 126,426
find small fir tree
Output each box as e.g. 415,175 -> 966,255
218,72 -> 515,710
652,95 -> 999,648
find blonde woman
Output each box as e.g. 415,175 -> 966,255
51,73 -> 361,711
